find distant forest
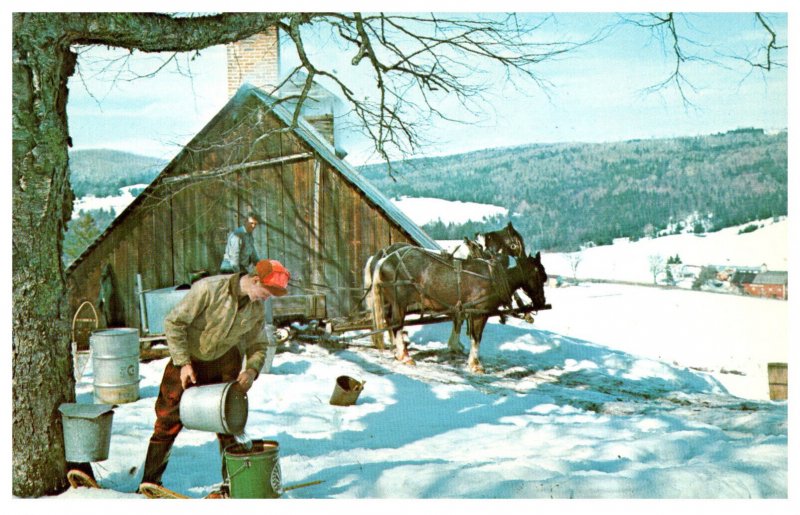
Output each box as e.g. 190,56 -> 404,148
359,128 -> 787,251
64,128 -> 787,264
69,149 -> 165,198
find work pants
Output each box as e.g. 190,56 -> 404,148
140,346 -> 242,485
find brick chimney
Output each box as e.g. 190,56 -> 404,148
227,29 -> 280,97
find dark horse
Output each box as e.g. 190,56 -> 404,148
479,221 -> 526,263
366,243 -> 547,373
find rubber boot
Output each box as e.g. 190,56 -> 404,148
140,439 -> 173,486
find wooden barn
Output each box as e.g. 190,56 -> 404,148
743,271 -> 789,300
66,83 -> 440,336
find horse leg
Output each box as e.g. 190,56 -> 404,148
392,305 -> 415,365
447,314 -> 464,355
369,257 -> 389,351
466,316 -> 488,374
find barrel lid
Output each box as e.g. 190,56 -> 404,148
91,328 -> 139,336
59,403 -> 116,419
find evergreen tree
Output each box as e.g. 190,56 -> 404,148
62,212 -> 101,265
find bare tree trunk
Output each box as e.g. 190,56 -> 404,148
12,28 -> 77,496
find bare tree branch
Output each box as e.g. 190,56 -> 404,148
271,13 -> 599,171
621,12 -> 785,106
729,13 -> 787,72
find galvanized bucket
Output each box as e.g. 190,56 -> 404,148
224,440 -> 282,498
179,381 -> 248,434
59,403 -> 115,462
90,328 -> 140,404
329,375 -> 365,406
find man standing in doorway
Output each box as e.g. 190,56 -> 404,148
220,212 -> 261,273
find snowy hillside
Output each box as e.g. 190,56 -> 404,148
391,196 -> 507,226
543,217 -> 788,284
72,184 -> 148,219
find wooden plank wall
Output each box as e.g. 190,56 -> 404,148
67,98 -> 417,329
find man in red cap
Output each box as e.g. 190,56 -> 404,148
139,259 -> 290,496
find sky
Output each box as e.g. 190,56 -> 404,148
63,10 -> 789,166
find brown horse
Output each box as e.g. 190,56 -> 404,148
367,244 -> 547,373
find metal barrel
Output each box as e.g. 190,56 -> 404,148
90,328 -> 140,404
179,381 -> 248,434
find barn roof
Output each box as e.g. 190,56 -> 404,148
752,271 -> 788,285
66,83 -> 439,274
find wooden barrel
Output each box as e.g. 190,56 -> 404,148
768,362 -> 788,401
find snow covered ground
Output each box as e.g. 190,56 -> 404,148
54,288 -> 789,501
54,301 -> 788,502
49,200 -> 789,503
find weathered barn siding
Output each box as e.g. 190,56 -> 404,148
66,86 -> 435,332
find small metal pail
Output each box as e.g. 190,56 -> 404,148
179,381 -> 248,434
59,403 -> 115,462
329,375 -> 365,406
90,328 -> 140,404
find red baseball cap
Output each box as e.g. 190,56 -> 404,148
255,259 -> 290,296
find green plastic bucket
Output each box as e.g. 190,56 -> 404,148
224,439 -> 282,498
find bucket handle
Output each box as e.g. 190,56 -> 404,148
227,458 -> 252,481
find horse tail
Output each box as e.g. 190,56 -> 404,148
369,255 -> 390,350
363,254 -> 375,313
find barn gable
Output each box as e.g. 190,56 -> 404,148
66,84 -> 439,330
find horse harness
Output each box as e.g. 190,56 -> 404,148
378,246 -> 514,319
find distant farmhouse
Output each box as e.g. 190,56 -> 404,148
716,265 -> 788,299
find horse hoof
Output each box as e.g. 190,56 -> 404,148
470,364 -> 485,374
398,356 -> 416,366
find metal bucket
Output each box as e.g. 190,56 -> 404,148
329,375 -> 365,406
90,328 -> 140,404
179,381 -> 248,434
59,403 -> 115,462
224,440 -> 282,498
